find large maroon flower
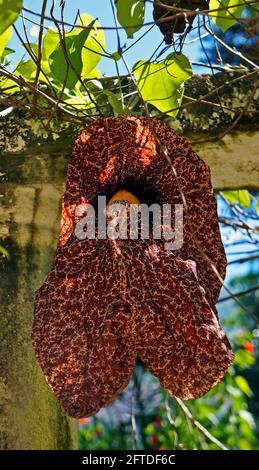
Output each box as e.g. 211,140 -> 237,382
32,115 -> 233,418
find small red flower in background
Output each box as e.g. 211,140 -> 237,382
243,342 -> 254,353
154,418 -> 162,427
78,418 -> 89,425
150,435 -> 158,445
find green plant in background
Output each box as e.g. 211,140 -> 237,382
0,245 -> 9,258
1,1 -> 257,120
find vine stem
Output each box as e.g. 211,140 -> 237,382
131,370 -> 137,450
174,397 -> 228,450
33,0 -> 48,110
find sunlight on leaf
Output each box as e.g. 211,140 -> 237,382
115,0 -> 145,38
0,245 -> 9,259
239,410 -> 256,429
63,95 -> 91,110
0,0 -> 22,35
133,53 -> 192,117
0,75 -> 19,93
16,59 -> 48,83
235,375 -> 253,397
79,14 -> 105,78
45,15 -> 105,86
84,68 -> 102,79
1,48 -> 15,58
42,28 -> 60,74
222,190 -> 251,208
21,42 -> 38,56
209,0 -> 245,32
234,349 -> 256,369
16,59 -> 36,80
49,20 -> 96,90
0,26 -> 13,57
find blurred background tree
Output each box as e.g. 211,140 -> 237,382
199,6 -> 259,66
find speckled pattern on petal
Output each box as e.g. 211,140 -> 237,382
32,116 -> 234,418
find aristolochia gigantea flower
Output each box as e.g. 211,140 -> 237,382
32,116 -> 233,418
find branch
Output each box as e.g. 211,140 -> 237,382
227,254 -> 259,265
22,1 -> 258,31
0,65 -> 93,121
131,370 -> 137,450
173,397 -> 228,450
33,0 -> 48,110
219,217 -> 259,233
204,23 -> 259,71
217,283 -> 259,304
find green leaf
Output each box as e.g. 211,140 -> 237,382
43,28 -> 59,56
43,15 -> 105,80
0,26 -> 13,57
115,0 -> 145,38
16,59 -> 48,83
84,68 -> 101,79
49,20 -> 96,89
42,28 -> 59,68
0,75 -> 19,93
79,14 -> 105,78
0,47 -> 15,67
235,375 -> 253,397
41,28 -> 60,75
238,438 -> 253,450
0,245 -> 9,258
223,190 -> 251,208
209,0 -> 245,32
2,47 -> 15,57
226,384 -> 242,398
16,59 -> 36,80
239,410 -> 255,428
104,91 -> 123,115
234,349 -> 256,369
21,42 -> 38,56
103,90 -> 131,116
0,0 -> 22,35
133,53 -> 192,117
63,93 -> 91,110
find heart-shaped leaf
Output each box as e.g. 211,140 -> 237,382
133,53 -> 192,117
49,19 -> 96,89
115,0 -> 145,38
16,58 -> 49,83
79,14 -> 105,78
209,0 -> 245,32
0,26 -> 13,57
222,190 -> 251,208
0,0 -> 22,35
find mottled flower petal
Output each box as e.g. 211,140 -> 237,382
32,116 -> 233,418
